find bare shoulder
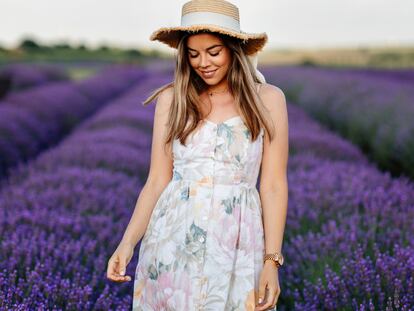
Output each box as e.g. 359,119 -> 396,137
154,84 -> 174,117
158,84 -> 174,102
257,83 -> 287,113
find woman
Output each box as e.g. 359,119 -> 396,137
107,1 -> 288,310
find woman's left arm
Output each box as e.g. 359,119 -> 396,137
260,83 -> 289,262
256,83 -> 289,310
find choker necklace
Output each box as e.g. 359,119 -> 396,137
207,87 -> 229,96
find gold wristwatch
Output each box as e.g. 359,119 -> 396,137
263,252 -> 284,268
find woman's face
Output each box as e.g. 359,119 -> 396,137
186,33 -> 232,87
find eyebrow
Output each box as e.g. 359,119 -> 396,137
187,44 -> 223,52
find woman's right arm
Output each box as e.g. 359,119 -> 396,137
106,86 -> 175,282
120,86 -> 174,249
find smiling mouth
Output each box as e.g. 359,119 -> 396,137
200,69 -> 217,79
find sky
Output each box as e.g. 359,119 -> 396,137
1,0 -> 413,52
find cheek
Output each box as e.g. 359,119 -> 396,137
214,52 -> 231,69
214,55 -> 228,67
215,59 -> 231,78
188,57 -> 197,68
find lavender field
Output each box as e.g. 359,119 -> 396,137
261,65 -> 414,180
0,64 -> 413,310
0,65 -> 147,180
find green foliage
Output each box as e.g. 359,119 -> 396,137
19,38 -> 42,50
301,58 -> 316,67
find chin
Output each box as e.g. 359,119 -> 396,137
200,75 -> 226,86
203,79 -> 219,86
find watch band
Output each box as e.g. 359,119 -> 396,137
263,252 -> 284,267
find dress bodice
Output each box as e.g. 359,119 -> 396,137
172,116 -> 264,189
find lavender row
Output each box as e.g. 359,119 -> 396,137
329,66 -> 414,85
0,63 -> 69,99
0,71 -> 172,309
0,65 -> 148,180
261,65 -> 414,180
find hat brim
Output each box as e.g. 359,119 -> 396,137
150,25 -> 268,55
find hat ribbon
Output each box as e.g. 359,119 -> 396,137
181,12 -> 241,32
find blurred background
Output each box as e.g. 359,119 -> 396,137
2,0 -> 414,71
1,0 -> 413,310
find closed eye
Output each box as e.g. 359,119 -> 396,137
188,50 -> 221,58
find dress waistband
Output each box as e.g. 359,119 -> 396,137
172,167 -> 255,188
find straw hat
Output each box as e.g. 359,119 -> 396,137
150,0 -> 268,55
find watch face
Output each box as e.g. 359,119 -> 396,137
275,254 -> 283,265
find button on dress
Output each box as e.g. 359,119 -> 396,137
133,115 -> 276,311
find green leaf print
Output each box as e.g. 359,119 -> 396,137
172,169 -> 182,181
180,186 -> 189,200
185,222 -> 207,246
218,124 -> 235,145
147,263 -> 158,280
224,196 -> 239,214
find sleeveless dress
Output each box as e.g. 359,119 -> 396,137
133,113 -> 275,310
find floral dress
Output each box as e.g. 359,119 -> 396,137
133,115 -> 276,311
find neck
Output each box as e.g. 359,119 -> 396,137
207,79 -> 229,93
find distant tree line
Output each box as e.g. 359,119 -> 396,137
0,36 -> 165,57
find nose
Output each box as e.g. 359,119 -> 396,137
198,53 -> 209,68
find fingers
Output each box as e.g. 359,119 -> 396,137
119,257 -> 126,276
257,281 -> 267,306
106,256 -> 118,278
255,285 -> 280,311
255,282 -> 268,311
107,255 -> 132,283
268,292 -> 280,310
274,285 -> 280,304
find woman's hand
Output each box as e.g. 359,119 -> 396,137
255,261 -> 281,310
106,240 -> 135,283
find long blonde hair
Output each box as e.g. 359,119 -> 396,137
143,31 -> 275,146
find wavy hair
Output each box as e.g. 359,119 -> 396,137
143,31 -> 275,147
